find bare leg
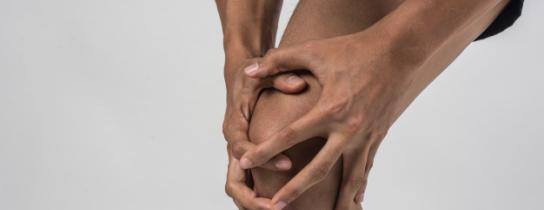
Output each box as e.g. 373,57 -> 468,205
249,1 -> 403,210
250,74 -> 339,210
248,0 -> 509,209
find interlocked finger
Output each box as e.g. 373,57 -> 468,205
239,107 -> 328,169
332,139 -> 369,210
356,141 -> 381,203
229,140 -> 292,171
226,156 -> 272,210
270,133 -> 348,209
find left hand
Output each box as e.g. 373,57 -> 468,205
226,146 -> 272,210
237,32 -> 419,210
222,51 -> 307,210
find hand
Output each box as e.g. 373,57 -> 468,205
226,147 -> 271,210
237,32 -> 418,210
223,53 -> 308,169
222,53 -> 308,209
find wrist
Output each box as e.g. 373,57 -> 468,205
222,46 -> 256,87
222,14 -> 279,58
218,0 -> 282,57
222,30 -> 276,80
224,41 -> 265,60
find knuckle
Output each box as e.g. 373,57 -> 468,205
222,121 -> 241,139
264,49 -> 280,63
344,115 -> 365,135
222,121 -> 249,142
231,142 -> 246,158
321,99 -> 351,120
222,125 -> 233,140
266,48 -> 278,56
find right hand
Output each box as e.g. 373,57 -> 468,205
223,54 -> 307,209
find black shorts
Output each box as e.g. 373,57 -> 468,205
475,0 -> 524,40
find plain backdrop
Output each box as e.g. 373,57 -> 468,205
1,0 -> 542,210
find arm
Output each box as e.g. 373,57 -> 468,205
237,0 -> 510,208
215,0 -> 282,65
372,0 -> 509,67
215,1 -> 308,209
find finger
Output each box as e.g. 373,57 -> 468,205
224,109 -> 293,171
230,60 -> 268,121
334,145 -> 369,210
244,46 -> 313,78
270,133 -> 347,210
228,148 -> 248,210
239,107 -> 327,169
230,140 -> 292,171
226,156 -> 272,210
355,141 -> 381,204
224,109 -> 293,172
238,80 -> 262,121
270,73 -> 306,94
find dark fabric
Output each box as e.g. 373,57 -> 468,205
475,0 -> 524,40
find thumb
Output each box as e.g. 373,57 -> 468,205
243,46 -> 312,78
271,73 -> 307,94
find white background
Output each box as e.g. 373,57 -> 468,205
1,0 -> 542,210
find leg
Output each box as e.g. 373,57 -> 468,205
250,74 -> 339,210
249,0 -> 404,209
248,0 -> 509,209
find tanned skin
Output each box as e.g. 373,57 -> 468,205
217,0 -> 510,209
249,1 -> 405,210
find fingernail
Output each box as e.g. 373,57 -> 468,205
275,159 -> 291,170
239,157 -> 253,169
286,75 -> 303,84
244,63 -> 259,76
274,201 -> 287,210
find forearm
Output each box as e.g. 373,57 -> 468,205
371,0 -> 509,122
215,0 -> 283,60
352,0 -> 507,67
